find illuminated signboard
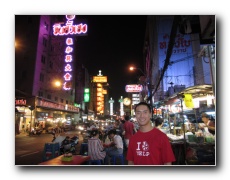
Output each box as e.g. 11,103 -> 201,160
53,15 -> 87,36
125,84 -> 143,93
93,76 -> 107,83
132,93 -> 140,105
84,88 -> 90,102
53,15 -> 88,90
102,89 -> 107,94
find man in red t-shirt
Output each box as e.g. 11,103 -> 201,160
126,102 -> 175,165
123,115 -> 137,149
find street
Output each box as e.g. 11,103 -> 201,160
15,130 -> 83,165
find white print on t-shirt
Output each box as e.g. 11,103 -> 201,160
136,141 -> 150,157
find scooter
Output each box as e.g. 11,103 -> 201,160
29,128 -> 43,136
60,135 -> 79,155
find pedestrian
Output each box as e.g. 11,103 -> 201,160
118,119 -> 125,137
123,115 -> 137,149
22,123 -> 25,133
199,112 -> 215,135
104,129 -> 123,165
126,102 -> 176,165
154,117 -> 164,129
26,124 -> 29,133
88,129 -> 106,163
51,128 -> 56,138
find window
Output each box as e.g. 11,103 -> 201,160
40,73 -> 44,82
38,91 -> 43,97
55,96 -> 58,102
47,94 -> 51,100
61,99 -> 64,103
44,21 -> 49,31
66,100 -> 68,104
49,61 -> 53,69
43,37 -> 47,47
50,45 -> 54,52
41,55 -> 46,64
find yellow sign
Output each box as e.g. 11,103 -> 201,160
93,76 -> 107,82
102,89 -> 107,94
183,94 -> 194,108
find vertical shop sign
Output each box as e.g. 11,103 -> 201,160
53,15 -> 88,90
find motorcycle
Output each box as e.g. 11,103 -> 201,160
53,135 -> 79,155
29,127 -> 43,136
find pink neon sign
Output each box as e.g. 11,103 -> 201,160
53,15 -> 88,36
125,84 -> 143,93
52,15 -> 88,90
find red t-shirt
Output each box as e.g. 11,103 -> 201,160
126,128 -> 176,165
123,121 -> 135,139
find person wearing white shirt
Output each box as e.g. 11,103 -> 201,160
104,129 -> 123,164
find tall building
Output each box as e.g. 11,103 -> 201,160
143,15 -> 215,115
89,70 -> 110,119
15,15 -> 88,133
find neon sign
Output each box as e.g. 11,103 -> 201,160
125,84 -> 143,92
52,15 -> 88,90
53,16 -> 87,36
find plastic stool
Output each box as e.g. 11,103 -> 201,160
42,142 -> 60,161
88,159 -> 103,165
111,154 -> 124,165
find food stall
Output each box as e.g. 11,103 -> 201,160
156,84 -> 216,165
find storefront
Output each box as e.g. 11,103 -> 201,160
15,96 -> 80,134
153,84 -> 216,165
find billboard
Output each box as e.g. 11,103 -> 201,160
125,84 -> 143,93
93,76 -> 107,83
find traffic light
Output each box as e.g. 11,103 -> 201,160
84,88 -> 90,102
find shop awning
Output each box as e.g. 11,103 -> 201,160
154,84 -> 214,107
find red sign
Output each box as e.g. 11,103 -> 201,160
15,99 -> 26,105
125,84 -> 143,93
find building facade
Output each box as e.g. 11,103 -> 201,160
142,15 -> 215,117
15,15 -> 89,133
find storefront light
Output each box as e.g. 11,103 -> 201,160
207,94 -> 214,106
193,98 -> 200,108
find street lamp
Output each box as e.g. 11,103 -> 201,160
129,66 -> 154,120
129,66 -> 145,76
54,80 -> 61,87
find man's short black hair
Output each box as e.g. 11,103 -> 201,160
201,113 -> 209,118
108,129 -> 116,135
154,117 -> 164,127
134,102 -> 152,112
124,115 -> 130,121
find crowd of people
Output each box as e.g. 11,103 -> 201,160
80,102 -> 215,166
85,102 -> 178,165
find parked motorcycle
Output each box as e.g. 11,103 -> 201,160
29,127 -> 43,136
53,135 -> 79,155
61,135 -> 79,154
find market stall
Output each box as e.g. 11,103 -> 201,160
156,84 -> 216,165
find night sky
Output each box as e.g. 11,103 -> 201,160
75,15 -> 147,108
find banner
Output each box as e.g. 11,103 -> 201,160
183,94 -> 194,108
